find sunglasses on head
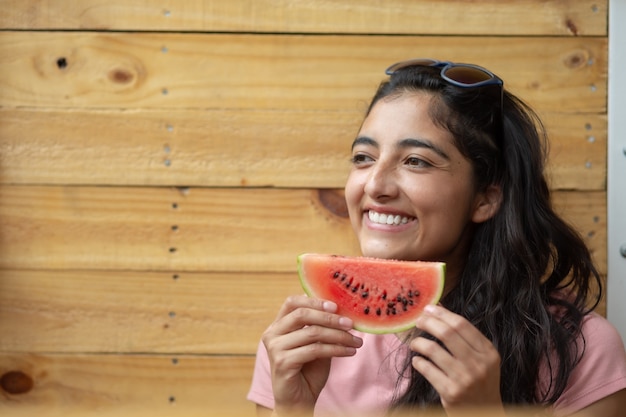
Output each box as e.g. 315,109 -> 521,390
385,58 -> 503,89
385,58 -> 505,145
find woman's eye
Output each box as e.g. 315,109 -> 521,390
406,157 -> 431,168
350,154 -> 374,165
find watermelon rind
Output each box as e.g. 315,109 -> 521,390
297,253 -> 445,334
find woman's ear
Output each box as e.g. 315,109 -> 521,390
472,184 -> 502,223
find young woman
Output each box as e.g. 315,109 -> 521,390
247,59 -> 626,416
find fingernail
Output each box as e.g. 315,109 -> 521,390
339,317 -> 353,329
424,304 -> 437,314
323,301 -> 337,312
353,336 -> 363,347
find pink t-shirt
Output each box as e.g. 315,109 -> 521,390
247,313 -> 626,416
544,313 -> 626,416
248,330 -> 408,416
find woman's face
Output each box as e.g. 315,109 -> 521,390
345,92 -> 495,280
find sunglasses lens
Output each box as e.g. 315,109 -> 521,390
443,66 -> 493,85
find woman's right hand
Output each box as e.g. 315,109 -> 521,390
261,294 -> 363,416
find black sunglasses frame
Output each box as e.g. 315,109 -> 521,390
385,58 -> 504,89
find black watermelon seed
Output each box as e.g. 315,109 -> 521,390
408,290 -> 413,298
364,307 -> 370,314
387,302 -> 395,308
351,286 -> 358,293
414,290 -> 420,296
382,291 -> 387,300
361,291 -> 369,298
376,308 -> 381,316
333,271 -> 340,279
341,274 -> 347,281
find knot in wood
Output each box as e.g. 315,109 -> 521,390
565,18 -> 579,36
108,68 -> 135,84
317,189 -> 349,218
1,370 -> 34,395
564,51 -> 590,69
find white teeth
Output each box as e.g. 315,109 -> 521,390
368,210 -> 411,225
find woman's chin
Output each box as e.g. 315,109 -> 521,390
360,244 -> 412,261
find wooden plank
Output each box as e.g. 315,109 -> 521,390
553,190 -> 607,271
0,0 -> 607,36
0,353 -> 255,416
542,113 -> 607,191
0,32 -> 607,113
0,186 -> 606,273
0,109 -> 606,190
0,108 -> 361,188
0,185 -> 361,272
0,268 -> 606,354
0,270 -> 301,354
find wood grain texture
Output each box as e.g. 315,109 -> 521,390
0,186 -> 606,273
0,109 -> 606,190
0,270 -> 301,354
542,113 -> 607,191
0,353 -> 255,416
0,185 -> 360,272
0,0 -> 607,36
0,108 -> 361,188
0,32 -> 607,113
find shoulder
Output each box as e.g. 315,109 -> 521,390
551,312 -> 626,416
576,312 -> 626,364
580,312 -> 625,341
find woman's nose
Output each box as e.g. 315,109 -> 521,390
363,162 -> 398,201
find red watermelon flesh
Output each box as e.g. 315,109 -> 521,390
298,253 -> 445,334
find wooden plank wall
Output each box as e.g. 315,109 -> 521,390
0,1 -> 608,415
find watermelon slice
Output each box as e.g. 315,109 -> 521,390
298,253 -> 445,334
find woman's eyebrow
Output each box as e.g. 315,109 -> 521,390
351,136 -> 378,150
399,138 -> 450,160
351,136 -> 450,161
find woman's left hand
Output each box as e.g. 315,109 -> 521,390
411,304 -> 504,415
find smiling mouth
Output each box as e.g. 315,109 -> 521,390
368,210 -> 414,226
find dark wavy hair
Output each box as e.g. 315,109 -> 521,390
364,65 -> 603,409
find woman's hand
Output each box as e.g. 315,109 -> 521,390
411,304 -> 504,415
261,295 -> 363,416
